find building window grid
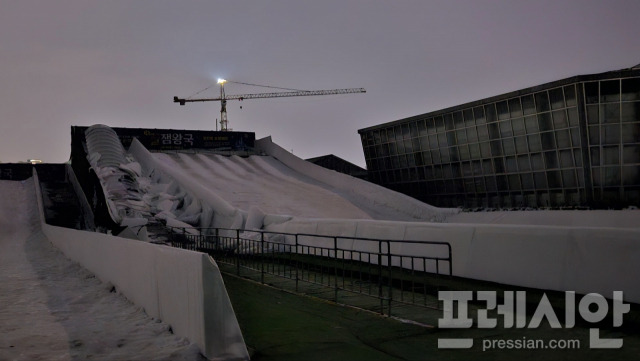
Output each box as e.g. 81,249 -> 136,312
441,89 -> 578,196
583,77 -> 640,202
362,78 -> 639,207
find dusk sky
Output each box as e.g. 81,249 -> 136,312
1,0 -> 639,167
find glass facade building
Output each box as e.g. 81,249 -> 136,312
359,66 -> 640,208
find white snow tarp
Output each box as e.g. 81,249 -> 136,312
255,136 -> 459,222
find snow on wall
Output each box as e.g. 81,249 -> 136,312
445,208 -> 640,228
32,170 -> 249,360
255,136 -> 459,222
264,217 -> 640,303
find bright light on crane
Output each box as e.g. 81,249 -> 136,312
174,80 -> 366,131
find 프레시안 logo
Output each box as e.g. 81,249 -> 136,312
437,291 -> 629,349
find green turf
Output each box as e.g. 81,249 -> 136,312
222,273 -> 640,361
222,273 -> 434,361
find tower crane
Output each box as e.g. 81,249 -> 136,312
174,79 -> 366,131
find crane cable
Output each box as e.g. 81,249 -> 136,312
186,83 -> 218,100
186,80 -> 308,99
226,80 -> 308,92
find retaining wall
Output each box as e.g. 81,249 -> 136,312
265,217 -> 640,304
33,170 -> 249,360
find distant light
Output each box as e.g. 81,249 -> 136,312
28,159 -> 42,164
217,78 -> 227,84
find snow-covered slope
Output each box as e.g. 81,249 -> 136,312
255,136 -> 459,222
151,152 -> 374,220
0,179 -> 203,360
129,137 -> 458,228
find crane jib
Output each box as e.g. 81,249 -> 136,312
173,88 -> 365,104
173,85 -> 365,130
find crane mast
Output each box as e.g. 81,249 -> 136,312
219,79 -> 228,131
174,79 -> 366,131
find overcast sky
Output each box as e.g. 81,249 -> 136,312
1,0 -> 639,167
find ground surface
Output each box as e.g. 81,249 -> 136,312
222,272 -> 640,361
0,179 -> 203,361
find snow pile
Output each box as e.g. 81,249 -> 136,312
0,179 -> 204,361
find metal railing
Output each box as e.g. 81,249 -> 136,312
167,227 -> 452,319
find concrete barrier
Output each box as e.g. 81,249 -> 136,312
33,170 -> 249,360
264,217 -> 640,304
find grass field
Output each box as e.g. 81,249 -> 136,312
222,273 -> 640,361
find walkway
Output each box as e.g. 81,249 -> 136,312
0,179 -> 203,361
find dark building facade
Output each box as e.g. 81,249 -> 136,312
359,66 -> 640,209
306,154 -> 368,180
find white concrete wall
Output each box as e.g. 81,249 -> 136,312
33,170 -> 249,361
265,217 -> 640,304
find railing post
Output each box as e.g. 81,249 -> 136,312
334,237 -> 338,303
448,244 -> 453,277
236,229 -> 240,276
387,241 -> 392,317
261,232 -> 265,285
378,240 -> 383,315
295,234 -> 299,292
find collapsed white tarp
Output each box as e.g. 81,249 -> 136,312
33,170 -> 249,361
129,138 -> 244,230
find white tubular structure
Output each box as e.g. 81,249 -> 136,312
85,124 -> 150,225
